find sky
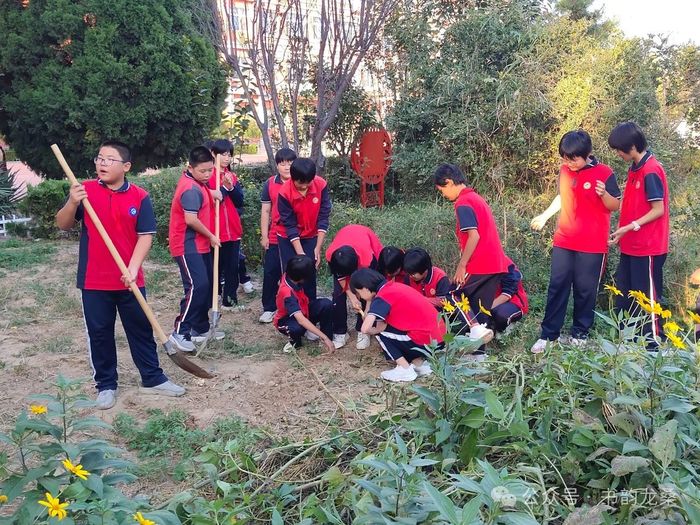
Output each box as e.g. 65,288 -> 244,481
593,0 -> 698,44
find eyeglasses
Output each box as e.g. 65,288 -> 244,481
94,156 -> 128,166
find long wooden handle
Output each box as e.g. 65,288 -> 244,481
51,144 -> 169,344
211,155 -> 221,312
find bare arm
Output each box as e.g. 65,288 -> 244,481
121,234 -> 153,286
184,213 -> 220,247
454,229 -> 480,285
609,201 -> 664,245
531,195 -> 561,230
314,231 -> 327,268
360,313 -> 387,335
595,180 -> 620,211
291,312 -> 334,352
56,183 -> 85,230
260,202 -> 271,249
491,293 -> 510,308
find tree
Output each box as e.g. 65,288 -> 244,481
0,0 -> 227,178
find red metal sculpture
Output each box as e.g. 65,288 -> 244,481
350,127 -> 392,208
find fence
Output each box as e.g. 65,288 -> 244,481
0,214 -> 31,237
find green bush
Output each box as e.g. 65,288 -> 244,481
19,180 -> 71,239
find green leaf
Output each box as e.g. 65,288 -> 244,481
459,407 -> 486,429
661,398 -> 696,413
139,510 -> 182,525
461,497 -> 482,524
500,512 -> 539,525
610,456 -> 650,476
459,429 -> 478,466
622,440 -> 648,454
271,509 -> 283,525
435,419 -> 453,446
649,420 -> 678,468
424,481 -> 460,524
484,390 -> 505,420
611,395 -> 642,406
413,386 -> 441,413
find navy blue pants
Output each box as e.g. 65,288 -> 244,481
81,289 -> 166,392
277,298 -> 333,346
489,302 -> 523,332
332,279 -> 364,335
174,252 -> 212,336
614,253 -> 667,346
453,273 -> 503,325
377,329 -> 432,362
261,243 -> 282,312
219,240 -> 240,306
540,247 -> 605,340
277,235 -> 317,300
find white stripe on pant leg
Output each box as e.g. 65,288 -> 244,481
175,256 -> 195,334
597,254 -> 606,289
80,294 -> 97,385
648,256 -> 658,341
376,335 -> 395,361
379,330 -> 412,341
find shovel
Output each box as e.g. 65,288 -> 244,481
195,154 -> 221,356
51,144 -> 214,379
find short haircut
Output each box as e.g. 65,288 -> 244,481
275,147 -> 297,164
290,158 -> 316,182
286,255 -> 314,282
559,130 -> 592,159
403,247 -> 431,275
608,122 -> 648,154
203,139 -> 215,150
189,146 -> 215,167
211,139 -> 234,156
377,246 -> 404,276
433,163 -> 467,187
328,246 -> 359,277
100,141 -> 131,162
349,268 -> 386,294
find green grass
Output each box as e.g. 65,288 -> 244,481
28,335 -> 75,355
0,239 -> 57,270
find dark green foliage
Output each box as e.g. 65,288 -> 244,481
0,0 -> 227,178
19,179 -> 71,239
0,165 -> 21,215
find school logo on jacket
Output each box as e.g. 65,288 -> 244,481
636,181 -> 641,189
430,288 -> 436,295
129,207 -> 137,216
312,197 -> 319,204
583,182 -> 591,190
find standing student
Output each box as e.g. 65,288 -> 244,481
489,257 -> 529,333
277,158 -> 332,300
325,224 -> 383,349
377,246 -> 407,283
169,146 -> 223,352
691,268 -> 700,341
259,148 -> 297,323
530,130 -> 620,353
56,141 -> 184,409
350,269 -> 445,382
274,256 -> 335,353
402,247 -> 452,307
433,163 -> 505,351
608,122 -> 669,347
207,139 -> 244,310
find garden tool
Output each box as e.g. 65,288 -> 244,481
195,154 -> 221,356
51,144 -> 214,379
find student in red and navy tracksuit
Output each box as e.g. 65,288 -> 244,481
608,122 -> 670,348
169,146 -> 222,352
56,141 -> 184,410
350,269 -> 446,383
277,158 -> 332,301
402,247 -> 453,307
488,257 -> 529,333
325,224 -> 384,349
208,139 -> 244,310
530,131 -> 621,353
259,148 -> 297,323
378,246 -> 407,284
434,163 -> 506,351
274,256 -> 335,352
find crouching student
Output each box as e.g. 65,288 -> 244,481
326,224 -> 384,349
350,269 -> 446,383
488,257 -> 529,333
377,246 -> 407,283
274,256 -> 335,353
403,247 -> 452,307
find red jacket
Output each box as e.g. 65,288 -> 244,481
207,167 -> 243,243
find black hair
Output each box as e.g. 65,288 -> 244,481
433,163 -> 467,187
608,122 -> 648,154
377,246 -> 404,276
328,246 -> 359,277
99,141 -> 131,162
290,158 -> 316,182
275,147 -> 297,164
349,268 -> 386,295
189,146 -> 215,167
211,139 -> 234,156
559,130 -> 592,159
203,139 -> 215,150
286,255 -> 314,282
403,247 -> 431,275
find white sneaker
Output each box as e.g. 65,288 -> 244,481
191,329 -> 225,343
356,333 -> 371,350
464,352 -> 487,362
380,365 -> 417,382
259,311 -> 275,323
305,330 -> 320,341
332,333 -> 350,349
283,342 -> 296,353
412,362 -> 432,377
169,333 -> 196,353
242,281 -> 254,294
96,389 -> 117,410
530,338 -> 550,354
569,337 -> 587,347
469,324 -> 494,344
221,303 -> 245,312
140,380 -> 185,397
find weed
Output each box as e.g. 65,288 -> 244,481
0,239 -> 57,270
28,335 -> 74,355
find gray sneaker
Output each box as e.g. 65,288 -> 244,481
191,329 -> 225,343
169,333 -> 196,353
140,380 -> 186,397
96,389 -> 117,410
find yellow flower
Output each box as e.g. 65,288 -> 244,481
62,459 -> 90,480
689,311 -> 700,324
441,299 -> 456,313
29,404 -> 47,415
629,290 -> 650,303
663,321 -> 680,334
661,309 -> 672,319
38,493 -> 69,521
604,284 -> 623,297
455,294 -> 471,313
667,333 -> 686,350
478,300 -> 492,316
134,512 -> 156,525
0,494 -> 7,504
637,299 -> 663,316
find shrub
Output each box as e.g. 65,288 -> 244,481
19,180 -> 71,239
